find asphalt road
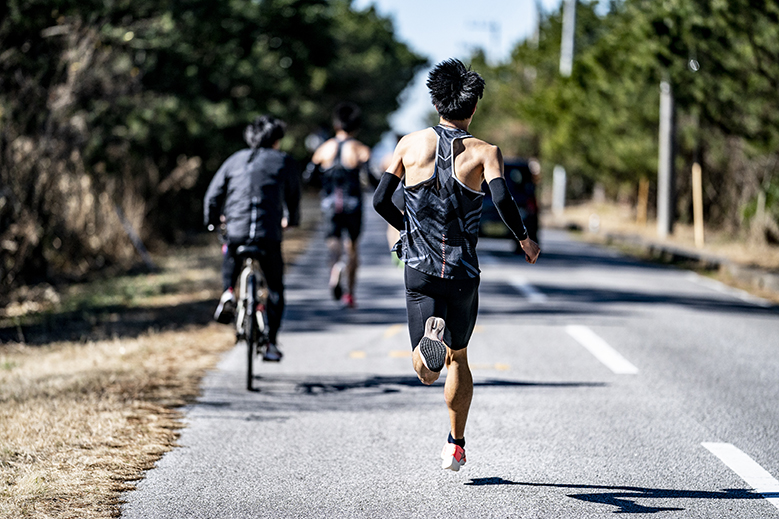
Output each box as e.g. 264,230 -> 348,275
122,207 -> 779,518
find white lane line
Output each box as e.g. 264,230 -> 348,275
565,325 -> 638,374
511,276 -> 548,303
686,272 -> 772,307
702,442 -> 779,511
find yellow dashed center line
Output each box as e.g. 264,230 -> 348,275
383,324 -> 404,338
349,351 -> 366,359
389,350 -> 411,358
470,363 -> 511,371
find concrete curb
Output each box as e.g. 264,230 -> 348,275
591,230 -> 779,300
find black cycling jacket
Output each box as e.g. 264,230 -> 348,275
203,148 -> 301,243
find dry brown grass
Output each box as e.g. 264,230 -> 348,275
0,325 -> 233,518
552,200 -> 779,302
556,201 -> 779,270
0,191 -> 320,518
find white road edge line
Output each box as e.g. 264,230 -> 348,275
511,277 -> 548,303
565,325 -> 638,375
686,272 -> 772,308
702,442 -> 779,511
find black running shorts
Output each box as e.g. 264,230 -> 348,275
326,210 -> 362,242
405,266 -> 479,351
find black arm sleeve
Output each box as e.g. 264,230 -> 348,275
488,177 -> 529,242
284,157 -> 302,227
302,161 -> 321,188
203,162 -> 228,228
373,172 -> 404,231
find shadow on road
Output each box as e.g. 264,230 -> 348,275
529,284 -> 777,316
194,375 -> 608,414
465,478 -> 768,514
486,248 -> 669,272
291,375 -> 607,394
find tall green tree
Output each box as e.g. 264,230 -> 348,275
470,0 -> 779,238
0,0 -> 426,292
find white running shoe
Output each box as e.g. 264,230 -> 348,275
329,262 -> 345,301
441,442 -> 466,471
417,317 -> 446,372
214,289 -> 235,324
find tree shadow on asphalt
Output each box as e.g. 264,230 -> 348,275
291,375 -> 606,395
477,280 -> 778,317
464,478 -> 769,514
9,222 -> 772,346
485,248 -> 669,272
478,236 -> 778,316
195,375 -> 607,414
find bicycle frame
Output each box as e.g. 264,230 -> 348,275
234,253 -> 269,390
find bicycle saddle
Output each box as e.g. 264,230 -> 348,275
236,244 -> 262,257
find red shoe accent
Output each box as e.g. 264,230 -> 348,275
441,443 -> 466,471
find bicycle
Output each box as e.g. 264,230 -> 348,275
233,244 -> 270,391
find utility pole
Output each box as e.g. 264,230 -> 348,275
469,20 -> 501,64
552,165 -> 567,216
657,79 -> 675,238
553,0 -> 576,215
532,0 -> 542,49
559,0 -> 576,77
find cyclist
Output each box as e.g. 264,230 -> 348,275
204,115 -> 301,362
304,103 -> 371,308
373,59 -> 540,471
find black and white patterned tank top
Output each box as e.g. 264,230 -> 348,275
397,125 -> 484,279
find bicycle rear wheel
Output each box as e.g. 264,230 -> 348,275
245,274 -> 258,391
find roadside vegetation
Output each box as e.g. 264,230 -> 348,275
470,0 -> 779,247
0,204 -> 317,518
557,199 -> 779,304
2,0 -> 778,514
1,0 -> 426,296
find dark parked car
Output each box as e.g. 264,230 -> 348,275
479,158 -> 539,251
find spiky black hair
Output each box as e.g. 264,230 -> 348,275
426,58 -> 485,121
333,102 -> 362,133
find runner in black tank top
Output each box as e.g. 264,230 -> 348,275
307,103 -> 371,308
321,138 -> 363,218
373,59 -> 540,472
399,124 -> 483,279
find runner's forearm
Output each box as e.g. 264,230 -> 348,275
285,162 -> 302,227
488,177 -> 528,242
373,172 -> 404,231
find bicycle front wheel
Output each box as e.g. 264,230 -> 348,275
245,274 -> 258,391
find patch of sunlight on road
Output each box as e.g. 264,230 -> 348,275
470,363 -> 510,371
383,324 -> 404,338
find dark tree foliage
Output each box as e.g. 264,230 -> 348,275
469,0 -> 779,238
0,0 -> 427,291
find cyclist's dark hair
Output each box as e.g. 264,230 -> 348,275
245,115 -> 286,161
333,102 -> 362,133
426,58 -> 485,121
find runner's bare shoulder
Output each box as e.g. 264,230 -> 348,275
348,139 -> 372,163
398,129 -> 437,177
312,138 -> 339,166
